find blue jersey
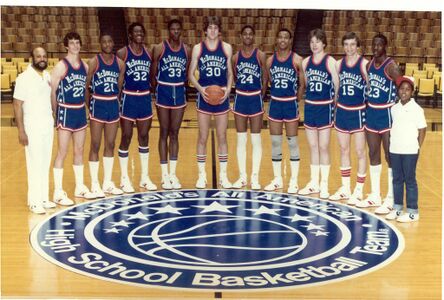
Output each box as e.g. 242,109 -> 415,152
57,58 -> 87,105
304,54 -> 335,101
235,48 -> 262,93
92,54 -> 120,98
367,57 -> 397,106
123,45 -> 151,93
198,40 -> 228,87
338,56 -> 366,107
157,40 -> 188,85
269,52 -> 298,101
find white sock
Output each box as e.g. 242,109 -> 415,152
310,164 -> 320,185
355,173 -> 366,192
251,133 -> 262,177
387,167 -> 393,199
320,164 -> 330,186
89,161 -> 99,185
103,156 -> 114,183
161,163 -> 169,177
118,150 -> 129,180
53,167 -> 63,190
139,151 -> 149,180
73,164 -> 84,187
236,132 -> 247,178
370,164 -> 382,195
198,162 -> 206,176
290,161 -> 299,184
272,161 -> 282,178
340,167 -> 351,190
170,160 -> 177,175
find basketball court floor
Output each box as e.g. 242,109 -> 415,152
0,101 -> 442,299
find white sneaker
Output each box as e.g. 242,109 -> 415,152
347,188 -> 363,205
42,201 -> 56,209
170,174 -> 182,189
196,174 -> 207,189
298,181 -> 320,195
397,212 -> 419,223
374,199 -> 394,215
120,178 -> 135,193
29,205 -> 45,214
287,177 -> 298,194
53,189 -> 74,206
75,184 -> 96,200
251,174 -> 261,190
264,177 -> 283,191
220,176 -> 232,189
161,174 -> 172,190
140,177 -> 157,191
356,193 -> 382,208
329,186 -> 351,201
232,177 -> 247,189
102,181 -> 123,195
386,209 -> 403,220
91,183 -> 106,198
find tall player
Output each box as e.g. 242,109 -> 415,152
86,33 -> 125,197
232,25 -> 267,190
117,22 -> 157,192
299,29 -> 339,199
264,28 -> 304,194
189,16 -> 234,189
329,32 -> 368,204
356,33 -> 401,214
152,19 -> 190,189
51,32 -> 95,204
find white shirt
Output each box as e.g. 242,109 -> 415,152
13,65 -> 53,130
390,98 -> 427,154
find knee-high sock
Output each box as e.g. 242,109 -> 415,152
103,156 -> 114,183
250,133 -> 262,177
370,164 -> 382,195
236,132 -> 247,178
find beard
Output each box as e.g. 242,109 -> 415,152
33,61 -> 47,71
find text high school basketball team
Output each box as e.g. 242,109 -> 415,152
14,16 -> 426,222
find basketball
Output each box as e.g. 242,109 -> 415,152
205,85 -> 225,105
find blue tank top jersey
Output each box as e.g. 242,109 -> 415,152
57,58 -> 87,105
338,56 -> 366,106
304,54 -> 335,101
157,41 -> 188,85
235,48 -> 262,92
123,45 -> 151,92
197,40 -> 228,87
92,54 -> 120,97
367,57 -> 397,105
269,52 -> 298,99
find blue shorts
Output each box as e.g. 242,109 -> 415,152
334,104 -> 365,133
364,106 -> 392,134
232,93 -> 264,117
56,104 -> 87,132
196,93 -> 230,115
120,93 -> 153,121
89,97 -> 120,123
304,102 -> 334,129
156,84 -> 186,109
268,100 -> 299,122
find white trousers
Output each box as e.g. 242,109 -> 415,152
25,126 -> 54,207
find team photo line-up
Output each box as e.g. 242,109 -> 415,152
14,16 -> 426,223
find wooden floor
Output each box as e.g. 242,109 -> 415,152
1,103 -> 442,299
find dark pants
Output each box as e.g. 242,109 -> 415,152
389,152 -> 419,213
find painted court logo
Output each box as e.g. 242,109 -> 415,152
30,190 -> 404,290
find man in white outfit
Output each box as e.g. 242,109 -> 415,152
13,47 -> 56,214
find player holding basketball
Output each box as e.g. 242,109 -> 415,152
356,33 -> 401,213
299,29 -> 339,199
264,28 -> 304,194
232,25 -> 267,190
117,23 -> 157,192
51,32 -> 95,204
330,32 -> 368,204
85,33 -> 125,197
189,16 -> 234,189
152,19 -> 190,189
